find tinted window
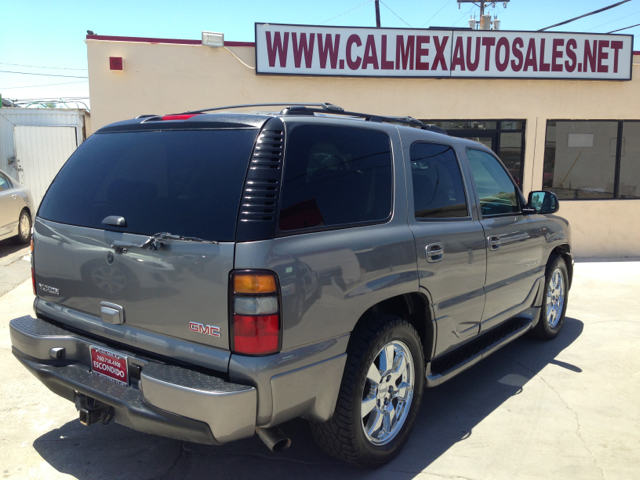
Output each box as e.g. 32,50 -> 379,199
278,125 -> 392,231
543,121 -> 617,199
38,129 -> 259,241
620,122 -> 640,199
467,149 -> 520,216
410,143 -> 468,219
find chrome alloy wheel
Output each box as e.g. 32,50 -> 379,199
361,340 -> 415,446
546,268 -> 565,328
19,213 -> 30,240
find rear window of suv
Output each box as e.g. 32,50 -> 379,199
38,129 -> 259,241
278,125 -> 392,232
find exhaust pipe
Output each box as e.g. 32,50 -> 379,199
255,426 -> 291,452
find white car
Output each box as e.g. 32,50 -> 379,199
0,169 -> 34,244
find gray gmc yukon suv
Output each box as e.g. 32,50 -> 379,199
10,103 -> 572,467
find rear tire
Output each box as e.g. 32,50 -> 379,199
13,210 -> 31,245
309,314 -> 425,468
531,256 -> 568,340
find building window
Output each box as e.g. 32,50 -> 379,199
543,120 -> 639,200
421,119 -> 526,187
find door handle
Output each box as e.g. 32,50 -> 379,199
11,193 -> 18,199
487,235 -> 501,250
426,242 -> 444,263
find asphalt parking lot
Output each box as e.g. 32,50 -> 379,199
1,258 -> 638,480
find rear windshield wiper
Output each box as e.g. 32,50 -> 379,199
111,232 -> 219,254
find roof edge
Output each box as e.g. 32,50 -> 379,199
85,34 -> 254,47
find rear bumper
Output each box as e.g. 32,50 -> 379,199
10,315 -> 257,445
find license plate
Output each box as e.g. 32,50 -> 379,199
90,346 -> 128,386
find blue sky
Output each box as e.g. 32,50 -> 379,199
1,0 -> 639,106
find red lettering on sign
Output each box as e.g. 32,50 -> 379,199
451,36 -> 465,71
266,31 -> 289,68
362,35 -> 379,69
466,37 -> 481,71
551,38 -> 564,72
482,37 -> 496,71
524,38 -> 538,72
396,35 -> 414,70
381,35 -> 394,70
511,37 -> 524,71
584,40 -> 597,73
318,34 -> 341,69
611,40 -> 624,74
565,38 -> 577,72
346,35 -> 362,70
292,33 -> 315,68
495,37 -> 510,72
432,36 -> 449,71
597,40 -> 609,73
416,35 -> 430,70
539,38 -> 551,72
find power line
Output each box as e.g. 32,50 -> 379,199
321,0 -> 374,25
608,22 -> 640,33
0,80 -> 88,90
380,1 -> 412,27
0,62 -> 86,71
586,9 -> 640,32
453,7 -> 475,27
538,0 -> 631,31
0,70 -> 88,79
421,0 -> 452,28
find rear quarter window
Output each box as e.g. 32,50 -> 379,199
278,125 -> 392,232
38,129 -> 259,241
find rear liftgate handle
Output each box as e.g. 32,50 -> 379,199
426,242 -> 444,263
487,235 -> 501,251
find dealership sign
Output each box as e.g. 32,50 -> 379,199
255,24 -> 633,80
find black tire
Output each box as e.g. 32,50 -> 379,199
531,256 -> 569,340
13,209 -> 31,245
309,314 -> 425,468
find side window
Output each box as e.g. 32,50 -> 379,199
0,174 -> 9,191
278,125 -> 392,231
466,149 -> 520,216
410,142 -> 468,219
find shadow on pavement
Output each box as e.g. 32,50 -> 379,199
33,317 -> 584,480
0,238 -> 28,260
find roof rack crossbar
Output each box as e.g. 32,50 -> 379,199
183,102 -> 344,114
177,103 -> 447,134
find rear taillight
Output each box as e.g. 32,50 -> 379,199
230,271 -> 281,356
31,237 -> 36,295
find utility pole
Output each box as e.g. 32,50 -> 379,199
458,1 -> 509,30
375,0 -> 381,27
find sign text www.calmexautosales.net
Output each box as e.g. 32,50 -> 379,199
255,24 -> 633,80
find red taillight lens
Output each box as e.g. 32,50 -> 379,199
230,270 -> 281,356
232,314 -> 279,355
31,238 -> 36,295
161,114 -> 200,121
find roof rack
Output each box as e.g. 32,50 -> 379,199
179,103 -> 448,134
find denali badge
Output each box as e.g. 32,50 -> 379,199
38,284 -> 59,295
189,322 -> 221,337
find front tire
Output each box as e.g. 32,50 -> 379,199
13,210 -> 31,245
310,314 -> 425,468
531,256 -> 569,339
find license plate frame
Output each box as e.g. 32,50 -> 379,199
89,345 -> 129,386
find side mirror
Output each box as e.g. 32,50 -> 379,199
525,191 -> 559,215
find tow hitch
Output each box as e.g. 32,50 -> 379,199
75,393 -> 115,426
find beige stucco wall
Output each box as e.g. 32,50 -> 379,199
86,39 -> 640,258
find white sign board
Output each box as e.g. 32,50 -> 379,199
255,24 -> 633,80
